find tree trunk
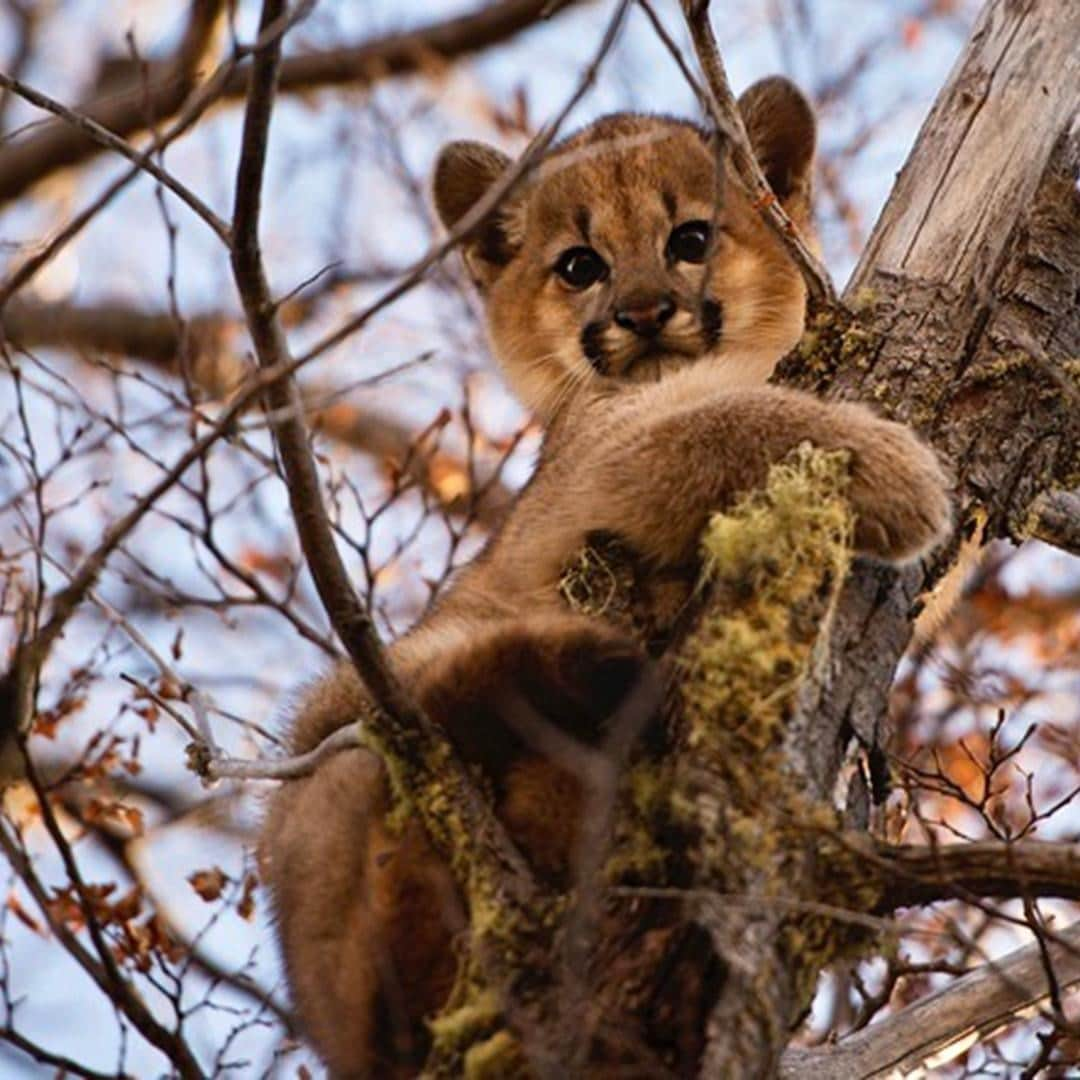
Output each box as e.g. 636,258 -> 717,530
692,0 -> 1080,1071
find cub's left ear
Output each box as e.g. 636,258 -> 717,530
432,139 -> 518,291
737,76 -> 816,211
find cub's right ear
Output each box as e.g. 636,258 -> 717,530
433,140 -> 517,290
737,76 -> 816,223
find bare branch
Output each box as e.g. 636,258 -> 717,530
193,724 -> 361,782
867,838 -> 1080,911
0,349 -> 323,756
678,0 -> 836,304
228,0 -> 538,904
1028,489 -> 1080,560
0,786 -> 207,1078
0,0 -> 223,206
0,0 -> 582,208
0,71 -> 230,244
780,920 -> 1080,1080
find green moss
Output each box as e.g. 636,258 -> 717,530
785,305 -> 880,384
680,444 -> 852,739
962,351 -> 1039,387
605,760 -> 676,882
673,445 -> 880,1020
428,988 -> 503,1074
850,286 -> 879,312
463,1030 -> 527,1079
400,444 -> 894,1071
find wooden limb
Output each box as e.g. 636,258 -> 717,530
0,361 -> 282,764
677,446 -> 857,1074
0,0 -> 224,207
192,724 -> 361,782
780,920 -> 1080,1080
1028,489 -> 1080,560
0,1025 -> 125,1080
0,0 -> 581,208
864,838 -> 1080,911
678,0 -> 836,304
850,3 -> 1080,294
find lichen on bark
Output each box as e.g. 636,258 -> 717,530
675,444 -> 881,1061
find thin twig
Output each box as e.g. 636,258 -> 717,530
677,0 -> 836,305
0,72 -> 229,243
296,0 -> 634,369
196,724 -> 362,782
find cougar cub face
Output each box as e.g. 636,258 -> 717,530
433,78 -> 817,420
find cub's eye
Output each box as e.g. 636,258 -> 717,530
667,221 -> 712,264
554,246 -> 608,289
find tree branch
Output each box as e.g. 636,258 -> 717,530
0,0 -> 581,208
0,70 -> 229,243
193,724 -> 361,782
780,920 -> 1080,1080
0,0 -> 224,207
865,838 -> 1080,911
228,0 -> 538,911
1028,489 -> 1080,560
0,787 -> 206,1078
0,350 -> 327,767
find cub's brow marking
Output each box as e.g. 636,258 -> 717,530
534,128 -> 696,182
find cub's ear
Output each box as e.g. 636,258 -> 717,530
737,76 -> 816,212
432,140 -> 517,290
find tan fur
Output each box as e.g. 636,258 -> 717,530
260,78 -> 952,1077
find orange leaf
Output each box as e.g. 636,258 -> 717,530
237,872 -> 258,922
188,866 -> 229,902
7,894 -> 45,936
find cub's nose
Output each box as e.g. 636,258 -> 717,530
613,295 -> 675,338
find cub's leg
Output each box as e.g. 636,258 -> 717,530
418,612 -> 648,882
261,726 -> 462,1078
260,613 -> 647,1075
498,386 -> 951,590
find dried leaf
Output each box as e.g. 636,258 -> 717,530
188,866 -> 229,902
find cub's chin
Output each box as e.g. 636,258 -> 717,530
617,349 -> 700,385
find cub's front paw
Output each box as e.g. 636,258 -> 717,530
844,415 -> 952,563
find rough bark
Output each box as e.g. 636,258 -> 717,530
695,0 -> 1080,1071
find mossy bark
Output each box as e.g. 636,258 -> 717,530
421,448 -> 867,1077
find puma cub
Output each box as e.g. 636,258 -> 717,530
260,78 -> 951,1075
